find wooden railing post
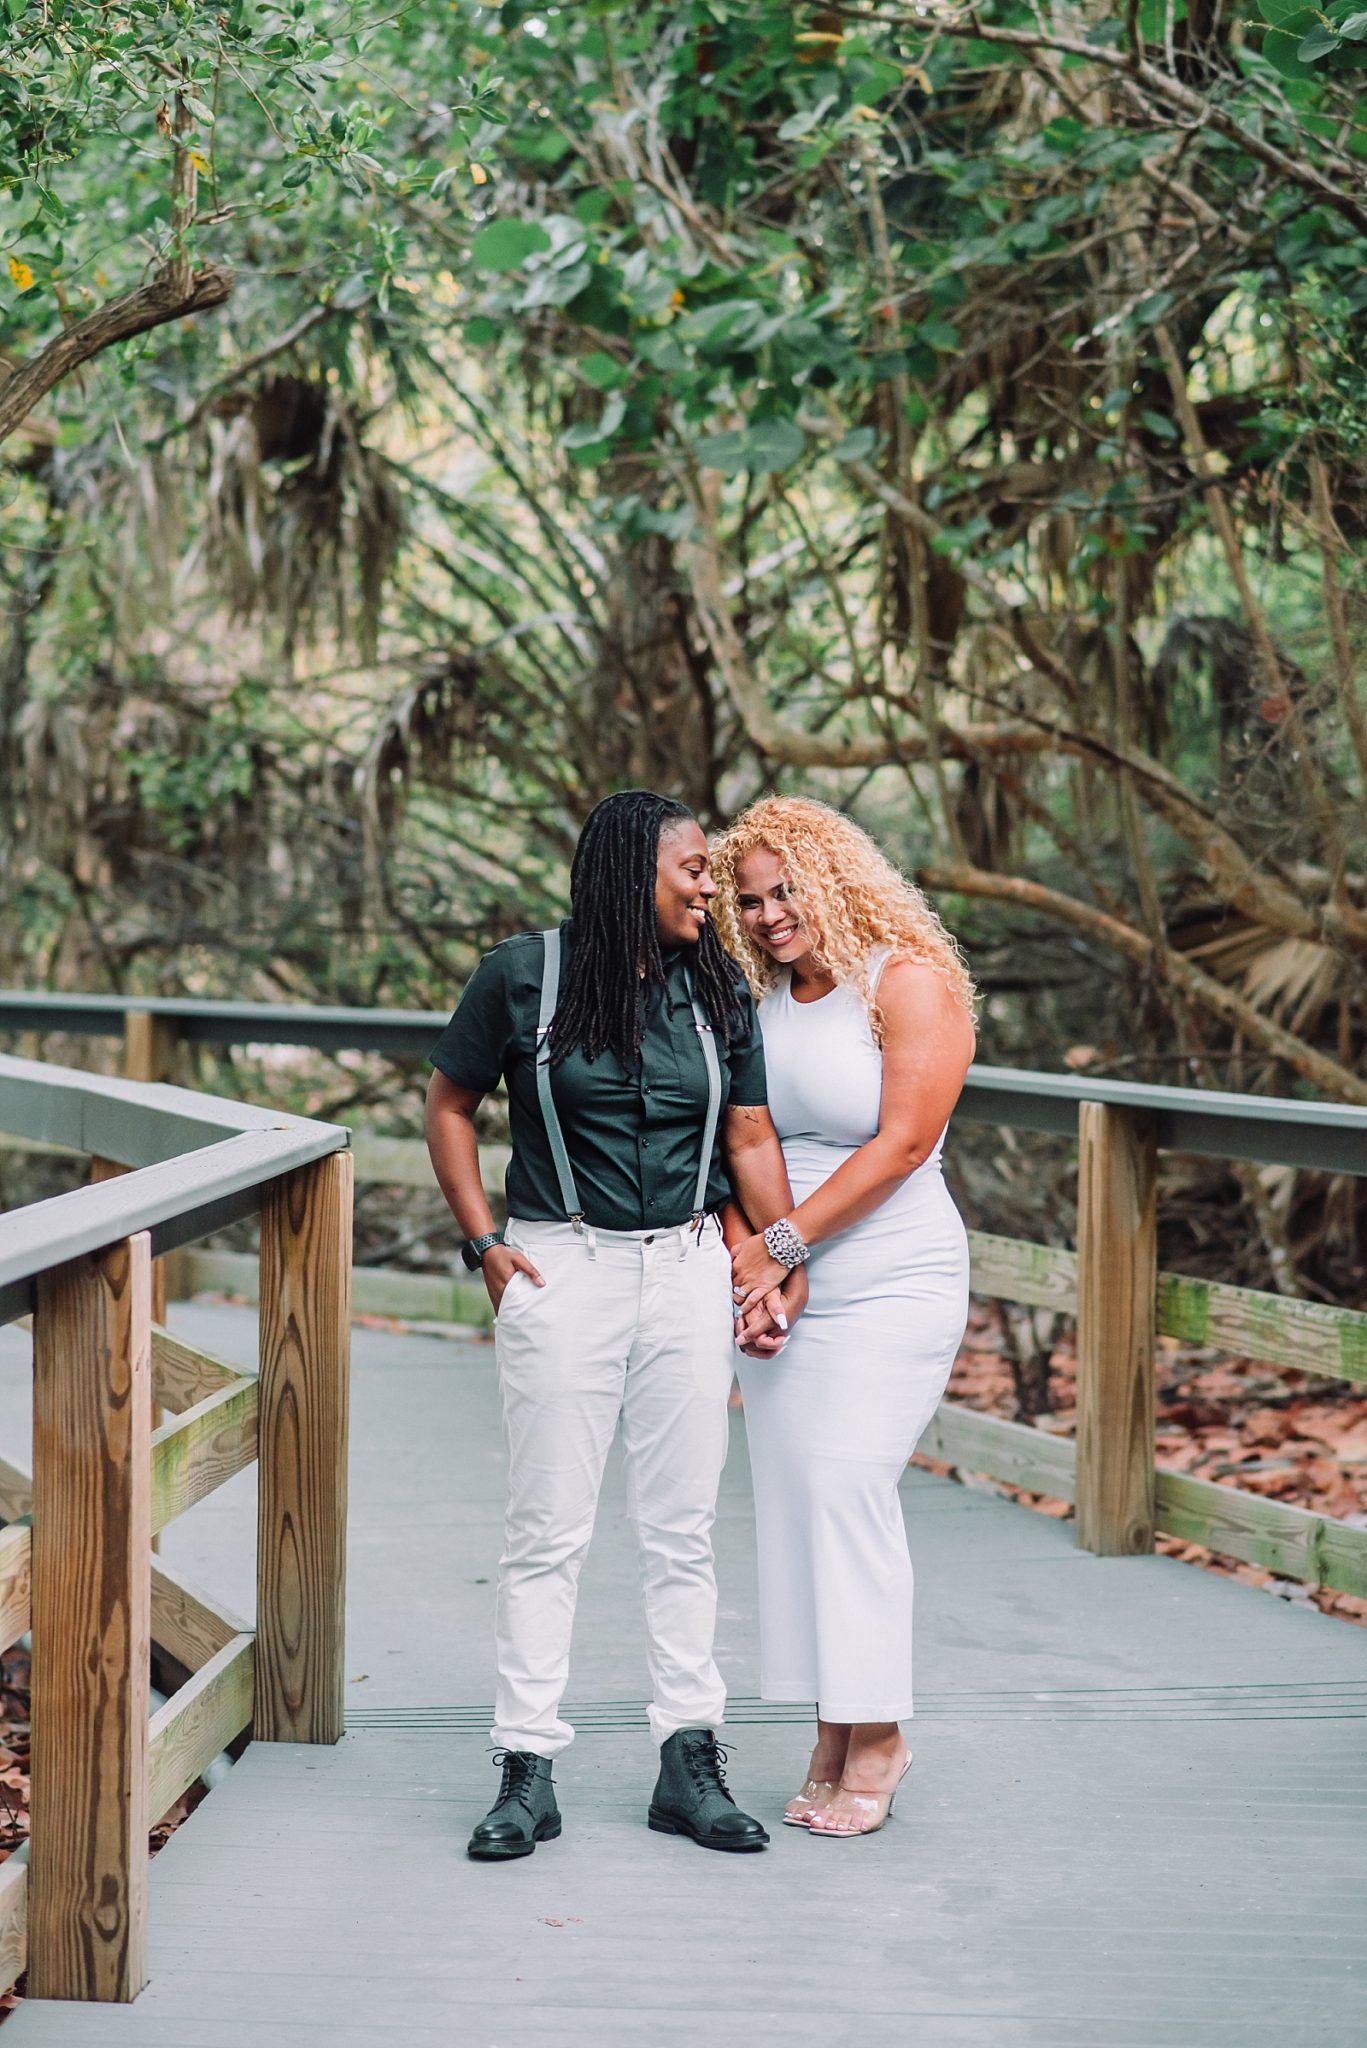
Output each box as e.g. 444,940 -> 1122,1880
29,1233 -> 152,2002
1075,1102 -> 1158,1556
255,1150 -> 352,1744
122,1009 -> 178,1090
122,1009 -> 183,1314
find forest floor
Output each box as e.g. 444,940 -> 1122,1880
923,1302 -> 1367,1629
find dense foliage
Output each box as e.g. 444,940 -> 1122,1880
4,1 -> 1367,1290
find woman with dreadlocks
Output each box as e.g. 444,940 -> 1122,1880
425,790 -> 804,1863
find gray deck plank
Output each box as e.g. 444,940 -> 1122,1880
0,1306 -> 1364,2047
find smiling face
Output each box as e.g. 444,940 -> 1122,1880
654,818 -> 716,947
733,845 -> 813,969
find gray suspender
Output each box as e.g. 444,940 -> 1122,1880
689,980 -> 723,1224
534,927 -> 582,1225
534,927 -> 723,1230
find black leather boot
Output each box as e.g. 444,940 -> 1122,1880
649,1729 -> 769,1852
467,1750 -> 561,1862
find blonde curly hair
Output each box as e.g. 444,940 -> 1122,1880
711,795 -> 977,1030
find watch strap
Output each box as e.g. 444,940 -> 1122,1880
461,1230 -> 504,1272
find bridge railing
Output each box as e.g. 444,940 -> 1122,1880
4,991 -> 1367,1601
0,1048 -> 352,2003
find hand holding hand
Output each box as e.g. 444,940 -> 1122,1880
482,1244 -> 545,1313
735,1286 -> 790,1355
730,1231 -> 790,1315
735,1261 -> 809,1358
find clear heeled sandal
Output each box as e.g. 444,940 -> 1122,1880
782,1777 -> 839,1828
806,1751 -> 913,1838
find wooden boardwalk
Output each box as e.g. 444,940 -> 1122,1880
0,1302 -> 1364,2047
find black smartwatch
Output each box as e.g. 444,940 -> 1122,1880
461,1230 -> 504,1272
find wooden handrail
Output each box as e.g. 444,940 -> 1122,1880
0,1055 -> 352,2004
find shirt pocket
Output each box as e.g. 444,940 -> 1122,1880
647,1011 -> 709,1119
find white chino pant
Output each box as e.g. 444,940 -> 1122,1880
490,1214 -> 736,1757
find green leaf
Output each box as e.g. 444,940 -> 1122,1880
580,350 -> 628,389
831,427 -> 877,462
918,319 -> 960,351
470,219 -> 553,271
574,190 -> 613,225
562,393 -> 625,449
1260,10 -> 1321,75
696,419 -> 806,475
1139,409 -> 1179,441
849,57 -> 904,107
463,316 -> 500,346
674,299 -> 762,350
1298,23 -> 1342,58
1339,9 -> 1367,38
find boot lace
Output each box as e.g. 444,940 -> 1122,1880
682,1731 -> 735,1805
492,1749 -> 542,1812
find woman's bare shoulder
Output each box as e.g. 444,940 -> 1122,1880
877,958 -> 975,1046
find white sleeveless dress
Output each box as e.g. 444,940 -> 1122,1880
736,955 -> 969,1721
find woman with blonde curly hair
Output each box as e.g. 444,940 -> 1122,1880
711,795 -> 976,1838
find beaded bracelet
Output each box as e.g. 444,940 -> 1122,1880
763,1216 -> 810,1269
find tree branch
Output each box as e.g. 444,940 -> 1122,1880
685,476 -> 1052,768
796,409 -> 1367,960
918,862 -> 1367,1106
0,264 -> 235,447
945,11 -> 1367,241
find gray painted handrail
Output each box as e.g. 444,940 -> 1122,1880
0,989 -> 443,1054
2,991 -> 1365,1175
0,1053 -> 343,1163
0,1054 -> 350,1323
959,1065 -> 1367,1176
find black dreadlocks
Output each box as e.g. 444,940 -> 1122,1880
550,789 -> 747,1068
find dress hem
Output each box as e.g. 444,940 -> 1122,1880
760,1684 -> 916,1720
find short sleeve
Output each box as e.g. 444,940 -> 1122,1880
725,988 -> 768,1106
428,947 -> 512,1094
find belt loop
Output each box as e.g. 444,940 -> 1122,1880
583,1222 -> 598,1261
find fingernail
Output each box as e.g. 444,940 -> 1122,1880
775,1311 -> 788,1330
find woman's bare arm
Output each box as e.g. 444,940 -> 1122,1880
424,1070 -> 543,1309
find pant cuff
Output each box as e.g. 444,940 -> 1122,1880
489,1730 -> 571,1758
651,1711 -> 727,1747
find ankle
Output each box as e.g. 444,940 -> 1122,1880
841,1727 -> 907,1784
810,1718 -> 850,1777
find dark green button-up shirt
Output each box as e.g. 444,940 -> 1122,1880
428,925 -> 768,1231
